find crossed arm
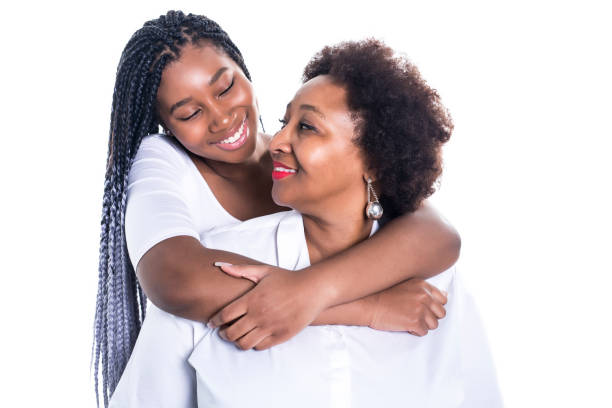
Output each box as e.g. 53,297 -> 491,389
137,201 -> 460,348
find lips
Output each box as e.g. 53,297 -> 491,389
272,161 -> 297,180
214,117 -> 249,151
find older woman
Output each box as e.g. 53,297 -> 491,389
110,39 -> 500,407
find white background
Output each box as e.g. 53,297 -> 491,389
1,0 -> 610,406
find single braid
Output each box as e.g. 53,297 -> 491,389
93,10 -> 251,406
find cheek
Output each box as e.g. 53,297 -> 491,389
299,142 -> 362,184
173,121 -> 208,147
232,81 -> 256,107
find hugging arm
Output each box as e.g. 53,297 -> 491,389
136,237 -> 258,321
209,201 -> 459,349
138,233 -> 448,335
306,200 -> 460,307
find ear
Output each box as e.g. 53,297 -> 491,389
363,173 -> 376,183
159,121 -> 173,137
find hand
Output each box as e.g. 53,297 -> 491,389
368,279 -> 447,336
209,264 -> 329,351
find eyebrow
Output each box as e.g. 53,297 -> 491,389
169,97 -> 193,115
286,102 -> 326,119
169,67 -> 229,115
209,67 -> 229,86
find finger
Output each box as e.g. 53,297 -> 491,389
429,301 -> 447,319
236,328 -> 270,351
424,310 -> 439,331
214,262 -> 242,278
253,335 -> 276,351
222,316 -> 256,342
408,328 -> 426,337
253,327 -> 296,350
429,286 -> 448,305
208,300 -> 247,329
215,263 -> 270,283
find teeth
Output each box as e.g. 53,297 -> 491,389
274,167 -> 296,173
218,120 -> 246,144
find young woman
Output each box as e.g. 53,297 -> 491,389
110,39 -> 500,408
94,11 -> 460,406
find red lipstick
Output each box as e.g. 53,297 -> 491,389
272,161 -> 297,180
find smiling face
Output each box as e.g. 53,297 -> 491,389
270,75 -> 371,218
156,43 -> 259,164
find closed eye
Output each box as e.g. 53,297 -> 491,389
219,78 -> 235,96
178,110 -> 201,121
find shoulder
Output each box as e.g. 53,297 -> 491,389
207,211 -> 297,239
202,211 -> 298,264
134,133 -> 191,167
126,134 -> 196,194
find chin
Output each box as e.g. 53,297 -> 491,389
271,187 -> 295,210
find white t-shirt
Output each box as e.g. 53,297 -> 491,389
124,133 -> 241,269
111,210 -> 501,407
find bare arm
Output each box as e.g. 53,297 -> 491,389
136,237 -> 257,321
207,201 -> 459,349
139,201 -> 458,326
138,237 -> 373,323
138,237 -> 442,331
305,201 -> 460,309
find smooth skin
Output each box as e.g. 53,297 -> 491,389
138,43 -> 459,350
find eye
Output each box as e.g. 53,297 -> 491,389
219,77 -> 235,96
299,122 -> 316,132
278,118 -> 288,129
178,110 -> 201,121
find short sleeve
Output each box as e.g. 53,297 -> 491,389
125,135 -> 200,270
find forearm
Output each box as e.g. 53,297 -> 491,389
312,296 -> 374,327
137,236 -> 259,322
304,201 -> 460,309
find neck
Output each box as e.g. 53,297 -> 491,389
302,206 -> 373,264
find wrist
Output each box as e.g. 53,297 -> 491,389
366,293 -> 381,328
298,266 -> 339,310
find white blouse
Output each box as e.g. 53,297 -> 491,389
111,210 -> 502,407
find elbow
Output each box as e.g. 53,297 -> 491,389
442,224 -> 461,267
136,259 -> 207,319
148,283 -> 196,316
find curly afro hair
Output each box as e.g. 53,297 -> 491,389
303,39 -> 453,219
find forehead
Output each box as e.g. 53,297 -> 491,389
169,42 -> 233,72
291,75 -> 348,113
158,44 -> 235,91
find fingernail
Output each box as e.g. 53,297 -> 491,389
207,321 -> 216,328
214,262 -> 232,267
442,290 -> 448,297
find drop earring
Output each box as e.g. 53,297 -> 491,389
365,178 -> 383,220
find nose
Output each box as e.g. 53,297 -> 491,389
208,104 -> 233,133
269,125 -> 292,157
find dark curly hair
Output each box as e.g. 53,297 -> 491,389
303,39 -> 453,219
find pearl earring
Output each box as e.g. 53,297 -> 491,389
365,178 -> 383,220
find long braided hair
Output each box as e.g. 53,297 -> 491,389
93,10 -> 251,407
